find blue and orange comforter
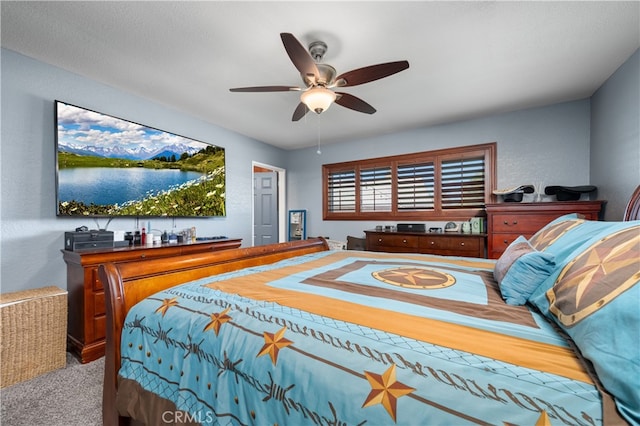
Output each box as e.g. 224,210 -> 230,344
117,250 -> 602,425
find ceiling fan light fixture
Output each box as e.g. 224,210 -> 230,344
301,86 -> 336,114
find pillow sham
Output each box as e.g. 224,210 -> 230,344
493,236 -> 556,305
528,215 -> 585,252
528,223 -> 640,424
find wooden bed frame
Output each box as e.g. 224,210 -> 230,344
98,237 -> 329,425
99,186 -> 640,425
624,184 -> 640,222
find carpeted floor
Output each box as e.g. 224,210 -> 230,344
1,353 -> 103,425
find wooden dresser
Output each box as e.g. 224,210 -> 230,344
62,238 -> 242,363
365,230 -> 487,258
486,201 -> 605,259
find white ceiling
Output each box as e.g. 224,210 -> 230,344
2,1 -> 639,150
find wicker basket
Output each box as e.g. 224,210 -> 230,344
0,286 -> 68,388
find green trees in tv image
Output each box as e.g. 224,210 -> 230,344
58,146 -> 226,216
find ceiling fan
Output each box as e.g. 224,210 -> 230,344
230,33 -> 410,121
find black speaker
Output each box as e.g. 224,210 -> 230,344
396,223 -> 425,232
64,230 -> 114,251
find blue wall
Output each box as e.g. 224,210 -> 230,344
1,47 -> 638,293
287,100 -> 591,240
590,49 -> 640,220
1,49 -> 287,293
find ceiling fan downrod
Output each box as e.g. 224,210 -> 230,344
308,40 -> 327,62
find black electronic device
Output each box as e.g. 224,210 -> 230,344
396,223 -> 426,232
64,230 -> 114,251
195,236 -> 228,241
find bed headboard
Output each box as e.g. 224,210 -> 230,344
624,185 -> 640,221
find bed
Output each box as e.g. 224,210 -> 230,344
100,187 -> 640,425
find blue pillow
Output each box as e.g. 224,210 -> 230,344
528,222 -> 640,424
493,236 -> 556,305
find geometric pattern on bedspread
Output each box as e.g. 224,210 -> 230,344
204,251 -> 591,377
119,251 -> 602,425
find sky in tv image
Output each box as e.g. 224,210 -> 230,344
56,102 -> 226,217
57,103 -> 208,160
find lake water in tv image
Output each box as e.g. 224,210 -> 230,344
58,167 -> 203,206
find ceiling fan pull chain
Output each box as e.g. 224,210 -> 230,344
316,115 -> 322,155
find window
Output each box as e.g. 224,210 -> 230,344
323,142 -> 496,220
360,166 -> 392,212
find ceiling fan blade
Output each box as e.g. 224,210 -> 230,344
229,86 -> 300,93
280,33 -> 319,80
335,92 -> 376,114
292,102 -> 309,121
334,60 -> 410,87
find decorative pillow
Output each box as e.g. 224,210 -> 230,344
528,223 -> 640,424
529,215 -> 585,251
346,236 -> 366,251
493,236 -> 556,305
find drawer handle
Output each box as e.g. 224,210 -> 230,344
460,242 -> 465,246
402,239 -> 407,243
503,220 -> 518,225
430,241 -> 435,245
503,239 -> 509,244
140,254 -> 146,258
378,238 -> 383,242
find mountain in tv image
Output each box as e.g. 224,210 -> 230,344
58,140 -> 201,161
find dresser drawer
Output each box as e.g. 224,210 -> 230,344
368,234 -> 419,249
421,236 -> 480,252
490,214 -> 558,234
90,267 -> 103,291
490,233 -> 524,254
93,291 -> 105,316
93,315 -> 106,340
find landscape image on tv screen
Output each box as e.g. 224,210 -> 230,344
55,101 -> 226,217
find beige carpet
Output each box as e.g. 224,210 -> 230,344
1,353 -> 103,426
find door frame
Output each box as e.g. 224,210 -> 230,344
252,161 -> 286,246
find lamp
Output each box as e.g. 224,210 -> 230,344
300,86 -> 336,114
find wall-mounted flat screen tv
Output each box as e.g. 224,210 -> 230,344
55,101 -> 226,217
